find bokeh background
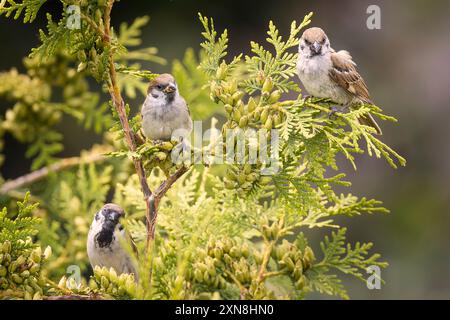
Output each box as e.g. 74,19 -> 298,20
1,0 -> 450,299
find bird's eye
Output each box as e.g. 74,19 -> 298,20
304,40 -> 311,45
321,38 -> 326,44
157,85 -> 163,90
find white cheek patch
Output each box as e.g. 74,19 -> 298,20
89,217 -> 103,238
299,44 -> 311,57
145,92 -> 167,111
151,89 -> 162,99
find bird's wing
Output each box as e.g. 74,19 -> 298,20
180,96 -> 190,116
329,50 -> 372,104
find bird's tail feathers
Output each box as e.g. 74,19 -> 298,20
358,113 -> 382,135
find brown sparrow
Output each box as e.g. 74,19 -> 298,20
87,204 -> 138,279
297,27 -> 382,135
141,73 -> 192,141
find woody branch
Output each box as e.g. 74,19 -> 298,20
102,0 -> 188,245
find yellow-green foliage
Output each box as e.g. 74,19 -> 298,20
111,167 -> 387,300
0,193 -> 52,299
55,266 -> 137,299
0,1 -> 404,300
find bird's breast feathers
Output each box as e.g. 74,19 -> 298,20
141,95 -> 192,140
297,52 -> 333,77
297,52 -> 355,104
87,228 -> 136,275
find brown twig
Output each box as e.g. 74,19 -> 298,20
103,0 -> 152,232
256,216 -> 285,283
146,166 -> 189,242
102,0 -> 187,245
154,166 -> 189,200
261,270 -> 285,280
0,152 -> 107,195
257,241 -> 274,283
225,270 -> 247,298
80,12 -> 110,41
44,293 -> 105,300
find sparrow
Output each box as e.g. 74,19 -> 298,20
296,27 -> 382,135
87,203 -> 138,279
141,73 -> 193,141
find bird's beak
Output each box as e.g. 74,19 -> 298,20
310,41 -> 322,55
163,85 -> 176,94
103,212 -> 120,230
102,219 -> 116,232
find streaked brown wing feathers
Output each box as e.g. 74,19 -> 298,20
329,51 -> 372,104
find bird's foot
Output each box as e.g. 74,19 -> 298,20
302,94 -> 311,101
172,135 -> 191,148
328,104 -> 351,119
328,106 -> 346,119
179,137 -> 191,153
152,139 -> 165,146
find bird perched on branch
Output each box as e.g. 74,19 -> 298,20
297,27 -> 382,135
87,203 -> 138,279
141,73 -> 192,141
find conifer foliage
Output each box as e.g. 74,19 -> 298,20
0,1 -> 404,299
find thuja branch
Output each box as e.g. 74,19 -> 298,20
257,241 -> 275,282
44,294 -> 104,300
0,149 -> 109,195
100,0 -> 153,243
257,217 -> 285,283
100,0 -> 188,245
150,166 -> 189,238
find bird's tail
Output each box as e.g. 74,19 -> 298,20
358,113 -> 382,135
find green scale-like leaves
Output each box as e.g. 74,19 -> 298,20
0,3 -> 405,300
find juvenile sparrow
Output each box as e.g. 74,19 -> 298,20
141,73 -> 192,141
297,27 -> 382,135
87,203 -> 138,279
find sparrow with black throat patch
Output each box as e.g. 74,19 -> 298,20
141,73 -> 192,142
87,203 -> 138,279
297,27 -> 382,135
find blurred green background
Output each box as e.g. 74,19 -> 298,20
1,0 -> 450,299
